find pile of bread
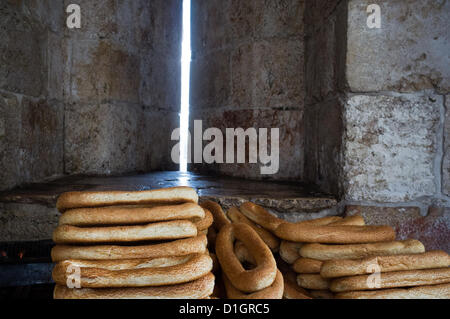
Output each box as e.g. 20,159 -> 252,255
50,186 -> 449,299
236,202 -> 450,299
51,187 -> 215,299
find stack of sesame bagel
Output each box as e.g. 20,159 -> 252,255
51,187 -> 214,299
238,202 -> 450,299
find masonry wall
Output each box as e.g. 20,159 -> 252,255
304,0 -> 449,249
190,0 -> 306,180
0,0 -> 181,191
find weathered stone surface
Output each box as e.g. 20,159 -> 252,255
304,0 -> 342,30
0,2 -> 46,97
231,39 -> 304,109
190,49 -> 231,110
65,103 -> 141,175
192,0 -> 304,55
346,0 -> 450,93
69,40 -> 140,103
346,205 -> 449,253
305,1 -> 347,105
190,108 -> 304,180
0,203 -> 59,241
443,95 -> 450,195
304,97 -> 344,196
0,94 -> 64,191
343,94 -> 440,202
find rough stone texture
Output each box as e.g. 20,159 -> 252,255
0,203 -> 59,241
346,205 -> 450,253
190,0 -> 305,180
304,98 -> 344,196
346,0 -> 450,93
190,108 -> 304,180
69,40 -> 141,104
0,94 -> 64,191
343,94 -> 440,202
443,95 -> 450,195
65,103 -> 179,175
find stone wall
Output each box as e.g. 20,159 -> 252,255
305,0 -> 450,205
190,0 -> 306,180
0,0 -> 181,191
0,1 -> 65,191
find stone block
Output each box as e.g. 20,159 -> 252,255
190,49 -> 231,110
0,94 -> 64,191
140,54 -> 181,112
343,94 -> 440,202
231,39 -> 304,109
190,107 -> 304,180
0,2 -> 46,97
69,40 -> 140,103
346,0 -> 450,93
0,203 -> 59,241
304,97 -> 344,196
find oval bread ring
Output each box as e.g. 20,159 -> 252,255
275,223 -> 395,243
53,272 -> 215,299
227,207 -> 280,252
56,186 -> 198,212
293,258 -> 323,274
216,223 -> 277,293
223,270 -> 284,299
52,253 -> 213,288
297,274 -> 331,290
58,203 -> 205,226
330,215 -> 365,226
53,220 -> 198,244
321,250 -> 450,279
279,241 -> 303,264
334,283 -> 450,299
299,239 -> 425,261
239,202 -> 285,232
191,208 -> 213,231
51,234 -> 207,262
277,260 -> 312,299
330,268 -> 450,292
200,200 -> 231,231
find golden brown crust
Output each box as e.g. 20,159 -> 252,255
59,203 -> 205,226
330,215 -> 365,226
52,220 -> 198,244
275,224 -> 395,243
321,250 -> 450,278
52,253 -> 212,288
227,206 -> 280,252
199,200 -> 230,231
300,239 -> 425,261
53,272 -> 215,299
191,208 -> 214,231
279,241 -> 303,264
56,187 -> 198,212
296,274 -> 330,290
330,268 -> 450,292
51,234 -> 207,262
278,262 -> 312,299
335,283 -> 450,299
239,202 -> 286,232
223,270 -> 284,299
216,223 -> 277,293
292,258 -> 323,274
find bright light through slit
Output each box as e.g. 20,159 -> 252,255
179,0 -> 191,172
